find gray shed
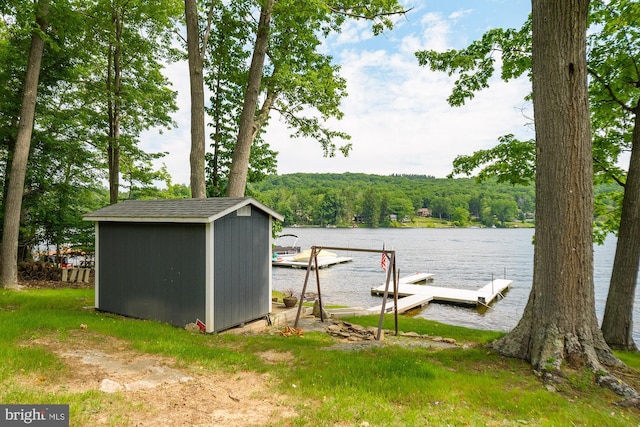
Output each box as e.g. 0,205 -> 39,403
83,197 -> 283,333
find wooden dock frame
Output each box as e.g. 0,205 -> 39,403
293,245 -> 400,340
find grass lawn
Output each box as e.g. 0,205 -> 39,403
1,287 -> 638,426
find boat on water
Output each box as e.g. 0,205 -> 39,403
273,234 -> 301,255
292,249 -> 337,262
272,246 -> 353,269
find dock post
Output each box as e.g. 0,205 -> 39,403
394,267 -> 399,337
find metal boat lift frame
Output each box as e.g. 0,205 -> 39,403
293,245 -> 399,340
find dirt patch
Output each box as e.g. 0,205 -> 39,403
22,331 -> 297,426
258,349 -> 295,364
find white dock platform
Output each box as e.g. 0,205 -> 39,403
398,272 -> 434,284
272,256 -> 353,269
368,278 -> 512,314
366,293 -> 434,313
370,272 -> 434,289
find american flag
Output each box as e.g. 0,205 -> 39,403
381,245 -> 387,271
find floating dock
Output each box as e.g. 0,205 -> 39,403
272,256 -> 353,269
368,278 -> 512,314
385,272 -> 434,285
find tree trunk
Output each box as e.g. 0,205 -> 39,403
601,108 -> 640,351
492,0 -> 621,372
107,5 -> 123,205
185,0 -> 206,199
226,0 -> 274,197
0,0 -> 49,289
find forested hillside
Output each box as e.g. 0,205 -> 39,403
249,173 -> 536,227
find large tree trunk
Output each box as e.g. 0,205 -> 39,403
185,0 -> 206,198
601,109 -> 640,351
226,0 -> 274,197
492,0 -> 621,372
0,0 -> 49,289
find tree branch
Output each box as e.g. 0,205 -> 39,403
593,156 -> 626,187
253,87 -> 279,140
325,4 -> 412,20
588,68 -> 634,113
200,1 -> 217,59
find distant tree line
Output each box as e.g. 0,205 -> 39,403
249,173 -> 541,228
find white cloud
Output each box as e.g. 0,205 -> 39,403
333,19 -> 373,46
267,5 -> 532,178
449,9 -> 473,21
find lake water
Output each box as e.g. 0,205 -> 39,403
272,227 -> 640,342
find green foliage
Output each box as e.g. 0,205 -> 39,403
449,134 -> 536,185
250,173 -> 536,227
451,206 -> 470,226
415,22 -> 532,106
588,0 -> 638,197
203,1 -> 277,197
0,0 -> 183,258
85,0 -> 180,201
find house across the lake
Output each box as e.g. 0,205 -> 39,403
417,208 -> 432,218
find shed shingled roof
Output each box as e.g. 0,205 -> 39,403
82,197 -> 283,223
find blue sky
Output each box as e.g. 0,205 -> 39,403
142,0 -> 533,185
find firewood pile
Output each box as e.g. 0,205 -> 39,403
18,262 -> 62,281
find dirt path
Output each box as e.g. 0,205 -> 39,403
24,331 -> 297,426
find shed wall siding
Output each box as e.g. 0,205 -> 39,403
97,222 -> 206,327
213,208 -> 270,331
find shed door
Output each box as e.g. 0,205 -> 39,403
213,208 -> 270,331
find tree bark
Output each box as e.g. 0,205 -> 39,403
226,0 -> 274,197
0,0 -> 49,289
601,108 -> 640,351
107,5 -> 123,204
492,0 -> 621,372
185,0 -> 207,198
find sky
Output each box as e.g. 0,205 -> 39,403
140,0 -> 533,186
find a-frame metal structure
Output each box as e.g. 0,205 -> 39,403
293,246 -> 399,340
